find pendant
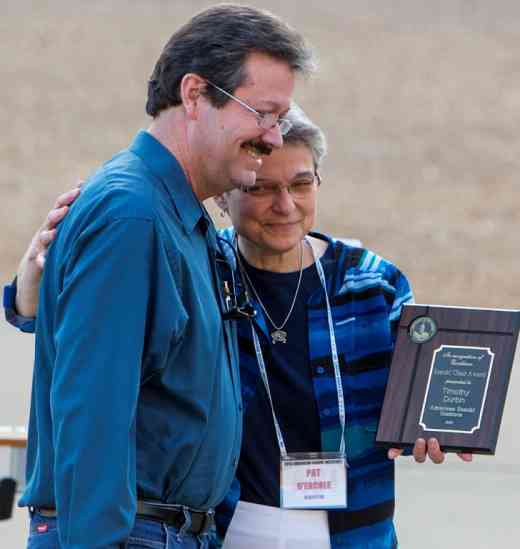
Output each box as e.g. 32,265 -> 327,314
271,329 -> 287,344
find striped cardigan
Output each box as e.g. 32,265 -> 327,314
214,228 -> 413,549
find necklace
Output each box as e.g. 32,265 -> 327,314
236,239 -> 305,344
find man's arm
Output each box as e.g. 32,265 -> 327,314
51,216 -> 154,548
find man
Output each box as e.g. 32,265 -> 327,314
3,5 -> 314,548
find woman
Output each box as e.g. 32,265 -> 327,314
6,105 -> 471,549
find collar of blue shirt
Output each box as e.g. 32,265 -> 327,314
129,130 -> 209,235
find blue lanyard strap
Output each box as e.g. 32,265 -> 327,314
250,237 -> 347,459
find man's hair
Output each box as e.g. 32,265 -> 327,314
283,104 -> 327,171
146,4 -> 315,117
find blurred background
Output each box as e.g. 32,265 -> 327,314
1,0 -> 518,547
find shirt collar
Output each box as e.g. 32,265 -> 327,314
129,130 -> 206,234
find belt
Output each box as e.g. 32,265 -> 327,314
32,501 -> 214,536
136,500 -> 214,536
31,507 -> 57,518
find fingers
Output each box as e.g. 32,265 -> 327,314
43,184 -> 82,231
54,186 -> 81,208
413,438 -> 427,463
27,184 -> 79,270
387,448 -> 403,460
426,438 -> 445,464
43,185 -> 81,230
405,438 -> 473,464
45,206 -> 70,230
27,228 -> 57,264
414,438 -> 445,464
35,251 -> 47,270
40,228 -> 56,246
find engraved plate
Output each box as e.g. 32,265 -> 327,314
419,345 -> 493,433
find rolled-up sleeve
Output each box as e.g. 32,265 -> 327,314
3,280 -> 36,333
51,217 -> 154,549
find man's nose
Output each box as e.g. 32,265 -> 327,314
261,123 -> 284,149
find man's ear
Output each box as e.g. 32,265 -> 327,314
179,73 -> 206,120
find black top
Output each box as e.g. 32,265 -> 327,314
237,243 -> 334,507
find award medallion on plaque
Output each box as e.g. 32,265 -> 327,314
376,304 -> 520,454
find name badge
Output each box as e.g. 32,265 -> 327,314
280,452 -> 347,509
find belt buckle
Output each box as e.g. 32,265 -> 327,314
199,509 -> 214,535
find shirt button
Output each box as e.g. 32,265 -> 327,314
232,456 -> 238,468
238,403 -> 243,413
317,366 -> 325,374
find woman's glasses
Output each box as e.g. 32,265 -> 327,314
240,173 -> 321,199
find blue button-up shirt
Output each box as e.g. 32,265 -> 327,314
14,131 -> 242,548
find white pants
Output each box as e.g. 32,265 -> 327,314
223,500 -> 331,549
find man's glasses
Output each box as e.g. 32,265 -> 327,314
205,80 -> 292,136
240,173 -> 321,199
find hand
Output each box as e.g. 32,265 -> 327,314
387,438 -> 473,464
15,184 -> 82,317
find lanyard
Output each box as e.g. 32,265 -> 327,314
250,237 -> 346,459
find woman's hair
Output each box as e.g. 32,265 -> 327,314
283,104 -> 327,170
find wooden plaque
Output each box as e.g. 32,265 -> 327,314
376,304 -> 520,454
